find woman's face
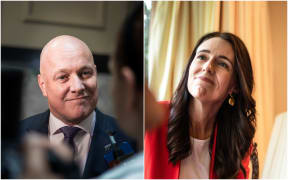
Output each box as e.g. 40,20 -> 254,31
187,37 -> 236,104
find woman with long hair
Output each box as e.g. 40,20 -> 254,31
145,32 -> 256,179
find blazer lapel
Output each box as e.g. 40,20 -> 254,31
82,109 -> 112,178
25,110 -> 50,135
209,124 -> 218,179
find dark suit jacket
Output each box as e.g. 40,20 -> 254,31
20,108 -> 135,178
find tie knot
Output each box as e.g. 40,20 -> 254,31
60,126 -> 81,138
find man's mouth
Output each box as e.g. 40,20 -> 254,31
65,96 -> 89,101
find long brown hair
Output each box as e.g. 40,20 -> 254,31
167,32 -> 256,178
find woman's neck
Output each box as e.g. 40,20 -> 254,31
188,98 -> 222,140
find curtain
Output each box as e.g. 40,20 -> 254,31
148,1 -> 220,100
147,1 -> 287,177
262,112 -> 287,178
221,2 -> 287,176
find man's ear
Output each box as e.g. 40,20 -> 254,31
38,74 -> 47,97
121,67 -> 136,107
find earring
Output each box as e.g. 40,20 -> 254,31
228,94 -> 235,106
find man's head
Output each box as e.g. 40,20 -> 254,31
38,35 -> 98,125
109,5 -> 143,147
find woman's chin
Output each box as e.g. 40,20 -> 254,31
190,86 -> 207,98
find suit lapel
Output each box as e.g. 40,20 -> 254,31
26,110 -> 50,135
82,109 -> 111,178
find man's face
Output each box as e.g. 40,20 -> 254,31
39,39 -> 98,125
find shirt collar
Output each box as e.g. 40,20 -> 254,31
49,111 -> 96,136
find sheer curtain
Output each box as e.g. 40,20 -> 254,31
262,112 -> 287,178
147,1 -> 287,177
148,1 -> 220,100
221,2 -> 287,176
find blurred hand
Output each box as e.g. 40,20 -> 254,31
145,83 -> 166,131
21,132 -> 73,178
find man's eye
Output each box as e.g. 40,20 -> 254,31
57,75 -> 68,81
83,71 -> 91,75
81,71 -> 92,78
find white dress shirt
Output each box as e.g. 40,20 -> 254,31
48,111 -> 96,175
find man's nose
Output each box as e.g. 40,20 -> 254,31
70,76 -> 85,93
202,58 -> 215,74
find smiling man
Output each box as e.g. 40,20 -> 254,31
20,35 -> 133,178
39,35 -> 98,125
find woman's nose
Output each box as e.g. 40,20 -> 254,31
70,76 -> 85,94
202,59 -> 215,74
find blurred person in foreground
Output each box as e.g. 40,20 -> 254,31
20,35 -> 134,178
145,32 -> 257,179
2,67 -> 78,179
98,4 -> 144,178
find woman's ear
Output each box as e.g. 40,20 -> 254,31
229,78 -> 239,94
38,74 -> 47,97
230,86 -> 239,94
228,87 -> 238,96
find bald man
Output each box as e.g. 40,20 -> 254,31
20,35 -> 134,178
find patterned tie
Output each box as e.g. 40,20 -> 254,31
60,126 -> 81,155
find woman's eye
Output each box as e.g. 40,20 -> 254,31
197,55 -> 207,60
218,62 -> 228,69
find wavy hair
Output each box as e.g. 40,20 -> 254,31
167,32 -> 256,178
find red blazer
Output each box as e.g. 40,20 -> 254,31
145,101 -> 251,179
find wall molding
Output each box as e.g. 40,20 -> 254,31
22,1 -> 106,29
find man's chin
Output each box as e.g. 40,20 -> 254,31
64,111 -> 92,125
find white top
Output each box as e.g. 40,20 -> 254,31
48,111 -> 96,175
179,136 -> 211,179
